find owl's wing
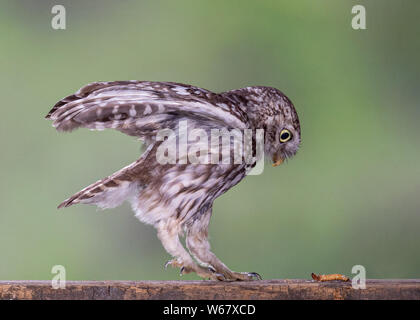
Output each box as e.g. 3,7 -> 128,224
46,81 -> 247,140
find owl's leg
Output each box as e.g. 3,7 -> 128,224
156,219 -> 224,281
185,209 -> 262,281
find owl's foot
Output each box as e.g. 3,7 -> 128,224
195,266 -> 226,281
164,259 -> 225,280
196,262 -> 262,281
165,260 -> 261,281
225,271 -> 262,281
212,269 -> 262,281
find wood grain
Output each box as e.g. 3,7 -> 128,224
0,280 -> 419,300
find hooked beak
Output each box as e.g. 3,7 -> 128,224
272,154 -> 284,167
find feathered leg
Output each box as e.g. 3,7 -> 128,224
157,219 -> 224,280
185,208 -> 261,281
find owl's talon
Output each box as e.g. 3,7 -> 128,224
208,266 -> 217,273
207,272 -> 225,281
179,265 -> 195,275
165,260 -> 260,281
236,271 -> 262,281
164,259 -> 182,270
212,273 -> 226,281
215,270 -> 263,281
207,267 -> 225,281
248,272 -> 262,280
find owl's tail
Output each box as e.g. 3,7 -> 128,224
58,164 -> 139,210
57,145 -> 153,209
58,175 -> 138,210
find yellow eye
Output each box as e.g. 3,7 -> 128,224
280,129 -> 292,143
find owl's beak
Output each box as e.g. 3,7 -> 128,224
272,154 -> 284,167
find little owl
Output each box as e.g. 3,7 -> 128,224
46,81 -> 301,281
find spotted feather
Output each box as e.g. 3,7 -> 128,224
46,81 -> 248,139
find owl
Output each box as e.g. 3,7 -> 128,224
46,81 -> 301,281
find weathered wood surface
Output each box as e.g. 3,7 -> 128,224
0,280 -> 419,300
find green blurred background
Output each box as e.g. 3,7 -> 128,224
0,0 -> 419,281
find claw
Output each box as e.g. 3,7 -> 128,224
248,272 -> 262,280
210,272 -> 226,281
165,259 -> 182,270
208,266 -> 217,273
164,259 -> 259,282
164,260 -> 171,269
206,266 -> 225,281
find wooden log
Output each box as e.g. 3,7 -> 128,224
0,280 -> 419,300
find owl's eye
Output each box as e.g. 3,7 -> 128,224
279,129 -> 292,143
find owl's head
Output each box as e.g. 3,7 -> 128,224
228,86 -> 301,166
261,87 -> 301,167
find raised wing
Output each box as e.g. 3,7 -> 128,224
46,81 -> 247,140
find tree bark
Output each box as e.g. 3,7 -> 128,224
0,279 -> 419,300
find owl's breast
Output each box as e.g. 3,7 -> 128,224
132,163 -> 247,226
